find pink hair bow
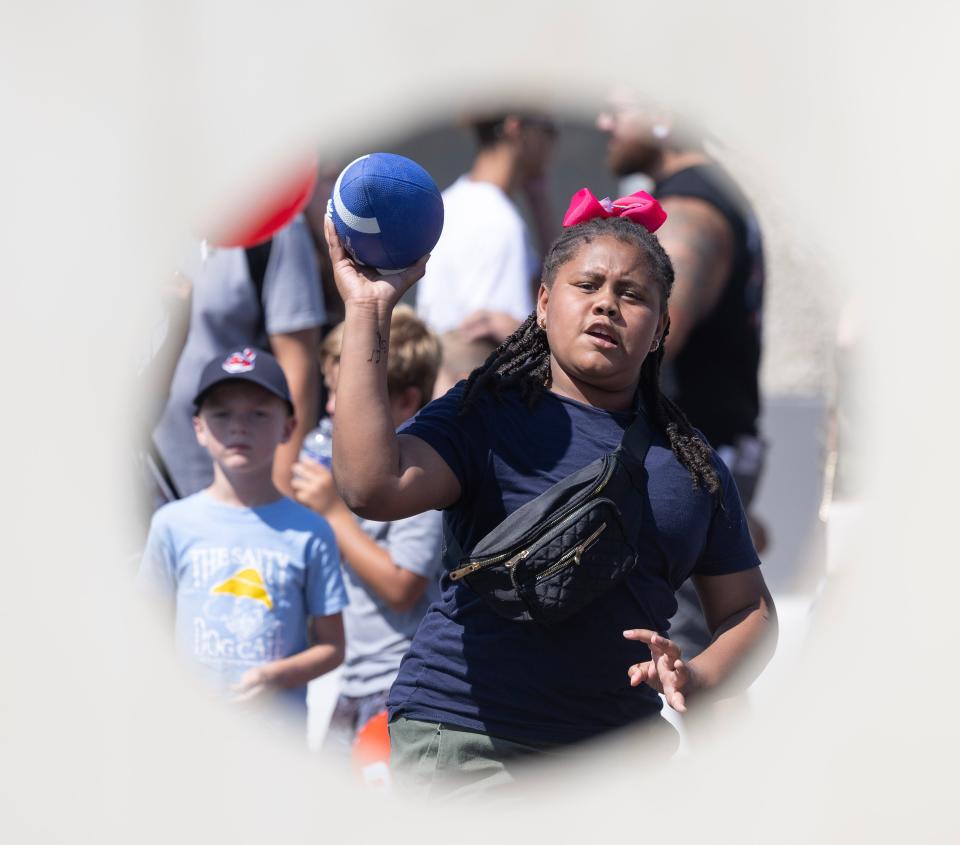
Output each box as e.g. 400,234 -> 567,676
562,188 -> 667,232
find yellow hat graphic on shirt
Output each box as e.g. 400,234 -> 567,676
210,568 -> 273,610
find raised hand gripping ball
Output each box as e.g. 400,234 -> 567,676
328,153 -> 444,274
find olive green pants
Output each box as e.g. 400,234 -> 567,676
388,717 -> 557,801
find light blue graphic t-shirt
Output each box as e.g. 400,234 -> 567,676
139,492 -> 347,708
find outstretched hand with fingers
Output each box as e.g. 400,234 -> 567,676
323,215 -> 429,308
623,629 -> 698,713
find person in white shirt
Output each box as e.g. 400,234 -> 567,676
416,112 -> 558,344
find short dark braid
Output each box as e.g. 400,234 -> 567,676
459,216 -> 720,494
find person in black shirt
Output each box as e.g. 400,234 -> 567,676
318,196 -> 776,796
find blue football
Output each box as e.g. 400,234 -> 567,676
328,152 -> 444,274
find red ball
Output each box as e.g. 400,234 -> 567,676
209,157 -> 319,248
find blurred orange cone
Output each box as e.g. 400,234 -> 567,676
351,709 -> 391,792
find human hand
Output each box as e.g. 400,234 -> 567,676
459,309 -> 521,344
291,458 -> 342,514
623,629 -> 698,713
323,215 -> 429,308
231,665 -> 271,702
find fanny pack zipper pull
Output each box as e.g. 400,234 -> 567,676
449,561 -> 482,580
506,549 -> 528,569
573,522 -> 607,565
532,521 -> 609,583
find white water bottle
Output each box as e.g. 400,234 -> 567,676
299,416 -> 333,468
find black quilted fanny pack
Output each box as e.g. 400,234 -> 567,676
446,407 -> 653,625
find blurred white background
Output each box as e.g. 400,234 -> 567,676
1,2 -> 956,842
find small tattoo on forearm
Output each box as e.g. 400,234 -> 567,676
367,331 -> 387,363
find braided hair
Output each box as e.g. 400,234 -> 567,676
460,216 -> 720,494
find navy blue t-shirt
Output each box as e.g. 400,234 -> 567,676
387,383 -> 760,746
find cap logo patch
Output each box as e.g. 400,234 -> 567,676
222,348 -> 256,374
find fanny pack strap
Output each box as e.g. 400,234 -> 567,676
443,402 -> 656,567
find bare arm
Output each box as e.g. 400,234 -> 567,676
323,216 -> 460,521
327,501 -> 430,612
270,326 -> 321,496
236,613 -> 344,692
290,459 -> 432,612
687,567 -> 777,695
656,196 -> 734,359
624,567 -> 777,711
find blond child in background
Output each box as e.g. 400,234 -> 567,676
139,347 -> 347,729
